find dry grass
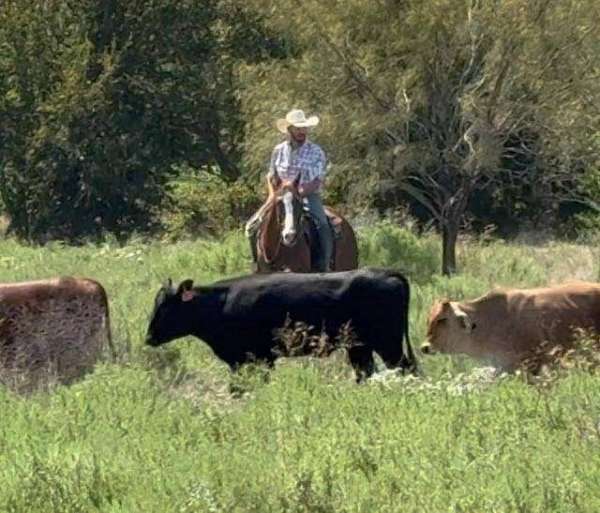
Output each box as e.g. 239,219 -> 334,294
526,242 -> 599,284
0,215 -> 9,237
518,330 -> 600,387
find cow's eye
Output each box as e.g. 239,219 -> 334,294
436,318 -> 447,325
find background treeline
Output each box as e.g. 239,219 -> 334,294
1,1 -> 599,262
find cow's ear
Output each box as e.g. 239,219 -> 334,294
458,313 -> 474,333
176,279 -> 196,302
448,302 -> 474,333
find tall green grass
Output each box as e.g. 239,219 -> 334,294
0,223 -> 599,512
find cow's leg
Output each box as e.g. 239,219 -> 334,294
369,323 -> 419,376
347,346 -> 375,383
376,344 -> 418,375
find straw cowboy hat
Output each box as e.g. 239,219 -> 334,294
276,109 -> 319,134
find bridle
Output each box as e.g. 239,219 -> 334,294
259,182 -> 306,265
279,185 -> 305,247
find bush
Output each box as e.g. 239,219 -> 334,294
570,212 -> 600,240
160,169 -> 262,240
357,220 -> 440,283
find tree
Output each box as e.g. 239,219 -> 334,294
238,0 -> 600,274
0,0 -> 283,241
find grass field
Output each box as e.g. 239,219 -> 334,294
1,222 -> 599,512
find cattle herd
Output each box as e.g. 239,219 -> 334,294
1,268 -> 600,388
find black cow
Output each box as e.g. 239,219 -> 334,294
145,268 -> 417,382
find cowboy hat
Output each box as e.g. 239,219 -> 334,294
276,109 -> 319,134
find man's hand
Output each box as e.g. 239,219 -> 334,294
298,178 -> 321,197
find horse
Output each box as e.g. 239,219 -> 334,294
252,180 -> 358,273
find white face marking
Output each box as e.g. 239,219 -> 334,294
281,191 -> 296,245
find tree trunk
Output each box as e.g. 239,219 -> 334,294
442,222 -> 459,276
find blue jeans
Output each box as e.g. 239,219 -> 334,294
304,193 -> 333,272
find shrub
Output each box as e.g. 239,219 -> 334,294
160,169 -> 262,240
570,212 -> 600,240
357,220 -> 440,283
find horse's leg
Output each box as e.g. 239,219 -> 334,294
248,231 -> 259,270
335,220 -> 359,270
273,239 -> 311,273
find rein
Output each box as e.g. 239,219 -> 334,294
258,189 -> 305,266
258,198 -> 282,265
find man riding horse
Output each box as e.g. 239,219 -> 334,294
247,109 -> 335,272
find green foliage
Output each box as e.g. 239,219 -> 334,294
0,0 -> 280,242
2,364 -> 600,512
572,212 -> 600,237
1,0 -> 599,252
160,168 -> 261,240
567,169 -> 600,239
357,220 -> 440,284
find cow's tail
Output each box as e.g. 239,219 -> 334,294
402,276 -> 419,374
389,270 -> 419,375
97,284 -> 117,363
105,300 -> 117,363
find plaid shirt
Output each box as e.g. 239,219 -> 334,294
268,140 -> 327,187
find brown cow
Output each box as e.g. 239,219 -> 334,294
0,277 -> 113,388
421,282 -> 600,370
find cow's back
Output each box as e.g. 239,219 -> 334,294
508,282 -> 600,340
464,282 -> 600,367
0,277 -> 112,387
221,268 -> 403,319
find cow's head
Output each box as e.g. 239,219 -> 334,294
146,279 -> 197,346
421,300 -> 476,355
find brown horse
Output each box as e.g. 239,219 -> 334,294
253,181 -> 358,273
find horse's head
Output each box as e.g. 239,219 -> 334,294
273,179 -> 305,247
258,178 -> 308,269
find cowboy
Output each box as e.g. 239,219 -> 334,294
246,109 -> 333,272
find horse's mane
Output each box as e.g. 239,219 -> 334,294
258,197 -> 281,264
